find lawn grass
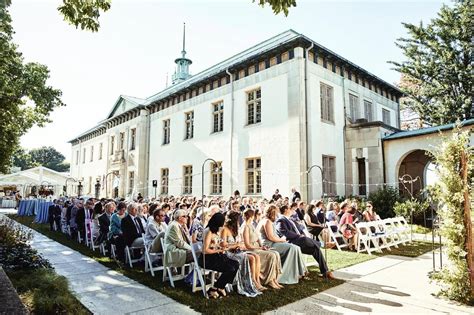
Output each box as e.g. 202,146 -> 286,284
7,268 -> 91,315
375,240 -> 435,258
10,215 -> 433,314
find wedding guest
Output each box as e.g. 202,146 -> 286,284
241,209 -> 283,289
363,202 -> 379,222
108,201 -> 127,261
276,205 -> 335,279
220,211 -> 261,296
339,202 -> 358,250
191,208 -> 211,244
259,205 -> 307,284
97,201 -> 115,245
291,187 -> 301,203
145,208 -> 168,253
164,210 -> 193,267
200,212 -> 239,298
121,203 -> 145,248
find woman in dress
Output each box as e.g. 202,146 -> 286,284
259,205 -> 307,284
91,202 -> 103,240
220,211 -> 262,296
200,212 -> 240,299
339,202 -> 358,250
191,208 -> 211,244
363,202 -> 379,222
241,208 -> 283,289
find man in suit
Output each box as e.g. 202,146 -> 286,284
121,202 -> 145,248
163,209 -> 193,267
97,201 -> 115,245
276,204 -> 335,279
291,187 -> 301,203
69,199 -> 83,240
48,199 -> 62,231
76,199 -> 94,241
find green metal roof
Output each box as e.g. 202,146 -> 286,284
383,118 -> 474,141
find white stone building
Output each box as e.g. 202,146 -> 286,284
69,29 -> 406,200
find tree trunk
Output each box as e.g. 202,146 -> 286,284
460,150 -> 474,299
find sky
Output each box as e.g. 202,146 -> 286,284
10,0 -> 446,162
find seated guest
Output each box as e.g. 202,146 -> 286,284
325,202 -> 339,232
77,199 -> 94,242
161,203 -> 171,224
164,209 -> 193,267
91,202 -> 103,239
137,203 -> 149,227
221,211 -> 261,296
108,201 -> 127,261
259,205 -> 307,284
295,201 -> 306,221
276,205 -> 335,279
121,203 -> 145,248
200,212 -> 240,299
241,209 -> 283,289
145,208 -> 168,253
363,202 -> 379,222
97,201 -> 115,245
339,202 -> 358,250
191,208 -> 211,244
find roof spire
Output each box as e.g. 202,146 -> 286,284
172,22 -> 192,85
182,22 -> 186,58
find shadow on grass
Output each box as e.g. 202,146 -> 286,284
10,215 -> 345,315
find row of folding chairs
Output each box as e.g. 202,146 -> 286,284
355,216 -> 410,255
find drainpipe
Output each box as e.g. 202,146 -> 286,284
304,42 -> 314,201
144,107 -> 151,198
341,75 -> 348,196
226,69 -> 234,195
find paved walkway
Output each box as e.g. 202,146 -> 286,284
1,212 -> 197,315
266,252 -> 473,314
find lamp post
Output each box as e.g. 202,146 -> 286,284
95,178 -> 101,199
201,158 -> 218,199
200,158 -> 218,299
399,174 -> 420,241
65,177 -> 77,196
307,164 -> 328,267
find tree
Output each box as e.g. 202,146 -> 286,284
430,126 -> 473,304
12,148 -> 38,171
391,1 -> 473,126
0,2 -> 64,174
29,147 -> 70,172
57,0 -> 297,32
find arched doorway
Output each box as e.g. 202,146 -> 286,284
397,149 -> 433,197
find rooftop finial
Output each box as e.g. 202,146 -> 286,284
182,22 -> 186,58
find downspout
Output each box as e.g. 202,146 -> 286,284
226,69 -> 234,195
144,107 -> 151,198
341,75 -> 348,196
304,42 -> 313,201
381,138 -> 387,184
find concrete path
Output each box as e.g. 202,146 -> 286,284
1,212 -> 198,315
266,251 -> 473,314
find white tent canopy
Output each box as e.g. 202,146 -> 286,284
0,166 -> 69,196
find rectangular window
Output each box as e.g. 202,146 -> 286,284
128,171 -> 134,194
210,161 -> 222,194
163,119 -> 170,144
246,88 -> 261,125
382,109 -> 391,125
322,155 -> 336,196
90,146 -> 94,162
185,111 -> 194,140
349,94 -> 359,122
76,150 -> 79,165
183,165 -> 193,194
119,132 -> 125,150
110,136 -> 115,155
130,128 -> 136,150
320,83 -> 334,123
364,100 -> 374,122
82,148 -> 86,164
212,101 -> 224,133
99,143 -> 103,160
161,168 -> 169,195
246,157 -> 261,194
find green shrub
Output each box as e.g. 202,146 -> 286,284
8,269 -> 90,315
393,198 -> 429,225
368,186 -> 403,218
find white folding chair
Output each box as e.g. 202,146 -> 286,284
190,243 -> 216,297
144,234 -> 165,277
161,238 -> 191,287
327,222 -> 349,251
125,238 -> 145,268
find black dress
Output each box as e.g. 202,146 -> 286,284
307,212 -> 323,237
